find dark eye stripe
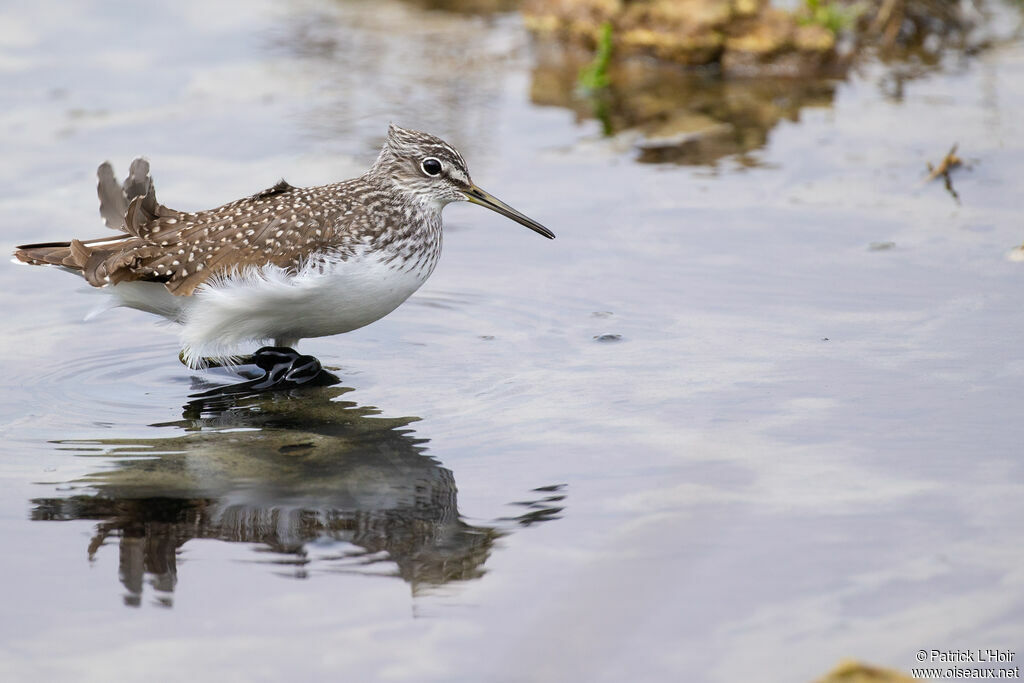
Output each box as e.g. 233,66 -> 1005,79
421,157 -> 442,176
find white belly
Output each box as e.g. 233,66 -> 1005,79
130,252 -> 436,366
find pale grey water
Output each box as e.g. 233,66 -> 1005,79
1,1 -> 1023,681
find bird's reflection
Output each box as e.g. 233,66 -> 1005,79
31,381 -> 565,607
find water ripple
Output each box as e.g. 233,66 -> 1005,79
18,342 -> 188,433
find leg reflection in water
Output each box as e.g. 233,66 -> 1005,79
31,385 -> 566,607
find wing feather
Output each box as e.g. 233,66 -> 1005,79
23,162 -> 369,296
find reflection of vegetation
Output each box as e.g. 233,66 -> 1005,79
524,0 -> 994,69
800,0 -> 860,34
577,22 -> 616,136
32,386 -> 565,607
578,21 -> 614,92
524,0 -> 1013,164
533,42 -> 836,164
866,0 -> 976,51
524,0 -> 840,74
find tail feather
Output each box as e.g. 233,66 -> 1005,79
14,241 -> 78,268
15,234 -> 133,274
17,157 -> 157,277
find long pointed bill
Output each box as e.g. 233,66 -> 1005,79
463,185 -> 555,239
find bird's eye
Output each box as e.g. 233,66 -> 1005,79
421,157 -> 443,177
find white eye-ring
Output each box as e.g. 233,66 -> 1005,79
421,157 -> 443,176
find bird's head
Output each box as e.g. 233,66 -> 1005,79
370,123 -> 554,239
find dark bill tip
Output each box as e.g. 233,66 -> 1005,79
464,186 -> 555,240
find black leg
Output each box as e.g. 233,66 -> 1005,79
247,346 -> 322,389
188,347 -> 339,398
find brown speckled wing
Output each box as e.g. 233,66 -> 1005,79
83,180 -> 354,296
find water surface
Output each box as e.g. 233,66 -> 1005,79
1,1 -> 1023,680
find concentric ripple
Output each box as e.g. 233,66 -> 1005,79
17,341 -> 193,436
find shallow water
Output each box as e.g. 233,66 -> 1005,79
2,1 -> 1024,681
